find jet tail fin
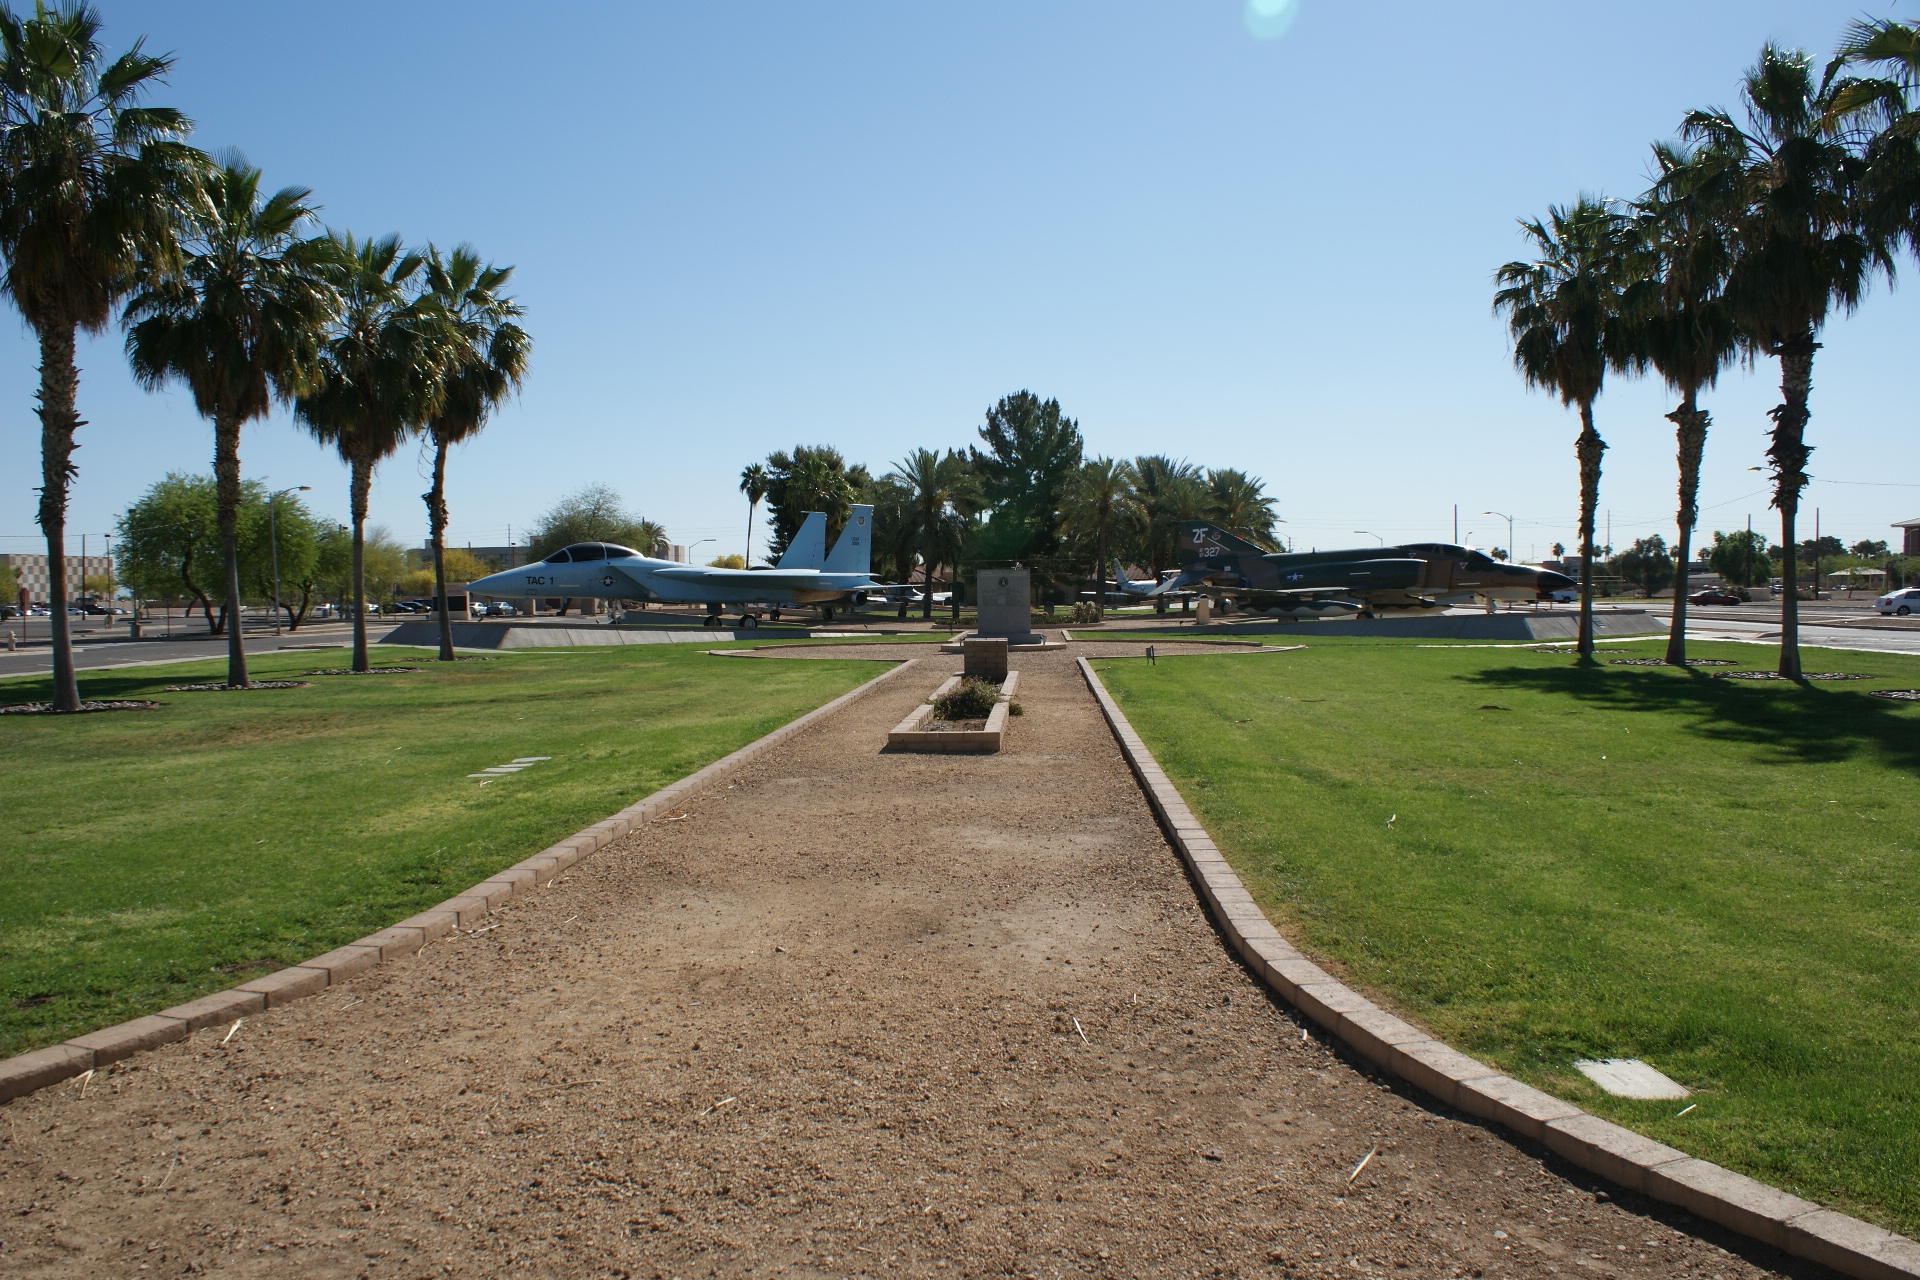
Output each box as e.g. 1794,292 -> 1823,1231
1179,520 -> 1270,566
822,505 -> 873,574
776,512 -> 827,569
1113,559 -> 1153,595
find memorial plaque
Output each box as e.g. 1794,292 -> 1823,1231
974,568 -> 1042,644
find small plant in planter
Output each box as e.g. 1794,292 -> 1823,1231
932,676 -> 999,720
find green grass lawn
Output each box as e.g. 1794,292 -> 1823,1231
1095,638 -> 1920,1236
0,643 -> 884,1057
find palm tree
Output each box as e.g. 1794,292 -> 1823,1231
294,232 -> 437,672
1682,46 -> 1878,679
420,245 -> 529,661
1065,457 -> 1138,620
1493,198 -> 1637,658
738,462 -> 768,566
1204,468 -> 1280,545
124,163 -> 335,687
1631,144 -> 1741,667
1824,19 -> 1920,262
0,4 -> 200,711
1129,456 -> 1204,573
890,448 -> 976,619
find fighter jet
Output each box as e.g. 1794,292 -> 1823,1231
467,506 -> 881,627
1161,522 -> 1575,618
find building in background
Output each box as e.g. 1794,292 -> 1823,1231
1896,518 -> 1920,557
0,553 -> 110,605
408,543 -> 524,571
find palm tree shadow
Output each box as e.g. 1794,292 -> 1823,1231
1464,663 -> 1920,770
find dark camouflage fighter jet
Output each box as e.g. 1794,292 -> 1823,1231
1160,522 -> 1576,618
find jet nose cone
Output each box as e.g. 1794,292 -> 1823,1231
1538,569 -> 1576,592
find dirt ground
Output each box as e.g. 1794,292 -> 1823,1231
0,642 -> 1823,1280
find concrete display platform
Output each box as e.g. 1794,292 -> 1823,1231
1087,608 -> 1663,642
378,621 -> 815,649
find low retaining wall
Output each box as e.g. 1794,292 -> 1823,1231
0,657 -> 918,1104
1076,656 -> 1917,1280
1097,610 -> 1662,642
379,621 -> 779,649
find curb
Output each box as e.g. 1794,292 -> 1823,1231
1076,656 -> 1918,1280
0,656 -> 919,1105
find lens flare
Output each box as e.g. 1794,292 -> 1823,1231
1244,0 -> 1299,40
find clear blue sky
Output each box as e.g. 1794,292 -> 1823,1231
2,0 -> 1915,568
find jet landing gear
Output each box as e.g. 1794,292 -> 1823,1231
703,604 -> 723,628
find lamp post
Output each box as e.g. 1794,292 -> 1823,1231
1354,530 -> 1384,546
687,537 -> 715,564
1483,511 -> 1514,562
267,485 -> 310,636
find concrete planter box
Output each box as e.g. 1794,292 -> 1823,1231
887,672 -> 1019,753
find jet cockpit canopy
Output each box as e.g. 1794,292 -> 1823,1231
544,542 -> 620,563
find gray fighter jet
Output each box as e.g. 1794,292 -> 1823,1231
1156,522 -> 1575,617
467,506 -> 880,627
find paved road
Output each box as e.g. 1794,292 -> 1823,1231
1655,607 -> 1920,657
0,625 -> 358,681
0,646 -> 1810,1278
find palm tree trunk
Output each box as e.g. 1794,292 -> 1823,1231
1094,517 -> 1109,622
745,499 -> 755,568
34,325 -> 82,712
921,505 -> 936,621
350,451 -> 372,674
426,437 -> 454,662
1664,390 -> 1709,667
1770,338 -> 1816,681
212,410 -> 251,688
1574,401 -> 1606,658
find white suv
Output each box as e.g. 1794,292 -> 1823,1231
1875,587 -> 1920,616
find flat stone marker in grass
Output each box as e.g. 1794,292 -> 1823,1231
1575,1057 -> 1691,1100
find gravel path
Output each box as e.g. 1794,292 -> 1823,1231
0,645 -> 1814,1279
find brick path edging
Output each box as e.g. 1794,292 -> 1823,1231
0,656 -> 919,1106
1075,656 -> 1919,1280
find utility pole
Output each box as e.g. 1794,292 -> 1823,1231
1483,512 -> 1514,562
1814,508 -> 1820,597
1746,514 -> 1753,591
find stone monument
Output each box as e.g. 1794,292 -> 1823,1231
973,567 -> 1043,646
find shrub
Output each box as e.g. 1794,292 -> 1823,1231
932,676 -> 998,720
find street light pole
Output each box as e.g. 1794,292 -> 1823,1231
1483,511 -> 1514,561
1354,530 -> 1385,546
267,485 -> 311,636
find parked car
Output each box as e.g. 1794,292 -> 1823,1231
1688,588 -> 1744,606
1876,587 -> 1920,617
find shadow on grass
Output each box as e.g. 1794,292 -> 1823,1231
1465,663 -> 1920,770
